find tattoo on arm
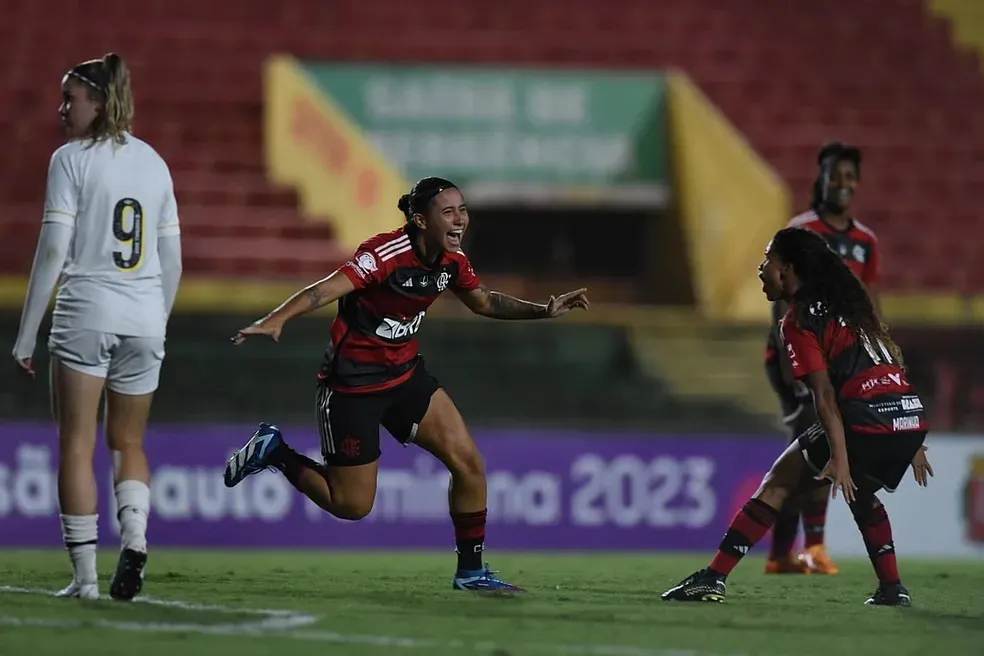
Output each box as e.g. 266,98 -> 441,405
485,288 -> 547,320
303,285 -> 327,310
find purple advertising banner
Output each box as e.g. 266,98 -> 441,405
0,422 -> 781,550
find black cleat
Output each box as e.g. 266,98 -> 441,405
865,582 -> 911,607
110,548 -> 147,601
661,569 -> 726,603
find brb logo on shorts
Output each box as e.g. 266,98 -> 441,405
375,311 -> 426,341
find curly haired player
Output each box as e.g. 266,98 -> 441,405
663,227 -> 932,606
763,141 -> 881,576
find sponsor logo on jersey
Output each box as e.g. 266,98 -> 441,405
901,396 -> 923,411
375,311 -> 426,341
892,416 -> 921,432
861,373 -> 904,393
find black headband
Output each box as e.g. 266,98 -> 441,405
408,184 -> 454,215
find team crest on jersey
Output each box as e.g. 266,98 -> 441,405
355,252 -> 378,275
808,301 -> 829,317
436,271 -> 450,292
852,244 -> 867,263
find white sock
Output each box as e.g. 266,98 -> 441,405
60,514 -> 98,585
115,480 -> 150,553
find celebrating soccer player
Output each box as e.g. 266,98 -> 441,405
762,142 -> 881,575
13,53 -> 183,601
663,227 -> 931,606
224,177 -> 589,592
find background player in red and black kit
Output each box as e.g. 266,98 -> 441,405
663,227 -> 932,606
764,142 -> 881,576
221,177 -> 589,592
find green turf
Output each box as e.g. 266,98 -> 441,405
0,550 -> 980,656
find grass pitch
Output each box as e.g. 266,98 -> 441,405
0,550 -> 980,656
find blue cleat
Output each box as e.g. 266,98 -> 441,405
453,564 -> 525,593
223,422 -> 285,488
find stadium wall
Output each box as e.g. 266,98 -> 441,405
0,311 -> 772,433
1,422 -> 979,558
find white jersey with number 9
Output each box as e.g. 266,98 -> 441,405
44,135 -> 180,338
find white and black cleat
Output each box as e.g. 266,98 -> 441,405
110,548 -> 147,601
865,582 -> 911,607
55,579 -> 99,600
661,569 -> 727,603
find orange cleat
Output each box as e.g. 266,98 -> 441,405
765,556 -> 812,574
796,544 -> 840,575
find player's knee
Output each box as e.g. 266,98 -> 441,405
848,493 -> 880,522
328,485 -> 376,521
332,501 -> 373,521
754,471 -> 794,508
445,437 -> 485,484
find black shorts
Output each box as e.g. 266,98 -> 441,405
797,422 -> 927,493
315,361 -> 441,466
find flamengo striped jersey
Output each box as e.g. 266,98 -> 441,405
320,226 -> 482,393
786,210 -> 880,286
780,303 -> 928,435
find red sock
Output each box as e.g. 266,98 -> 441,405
802,496 -> 830,548
709,499 -> 777,576
451,509 -> 487,571
856,505 -> 900,585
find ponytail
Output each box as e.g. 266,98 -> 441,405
397,194 -> 412,223
101,53 -> 133,145
68,52 -> 133,145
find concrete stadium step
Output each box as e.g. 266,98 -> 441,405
629,318 -> 780,422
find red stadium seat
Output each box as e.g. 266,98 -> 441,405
0,0 -> 982,288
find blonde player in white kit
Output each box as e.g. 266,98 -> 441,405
12,53 -> 182,601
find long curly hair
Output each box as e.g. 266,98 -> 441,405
771,227 -> 903,366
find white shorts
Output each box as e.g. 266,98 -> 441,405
48,328 -> 165,396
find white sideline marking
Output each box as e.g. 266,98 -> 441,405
0,585 -> 742,656
0,585 -> 315,631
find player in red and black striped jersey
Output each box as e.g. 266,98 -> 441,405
319,222 -> 483,393
663,227 -> 933,607
222,177 -> 589,592
764,141 -> 882,575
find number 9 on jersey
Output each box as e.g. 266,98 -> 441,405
113,197 -> 144,270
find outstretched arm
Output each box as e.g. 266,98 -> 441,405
455,286 -> 588,320
233,271 -> 356,344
